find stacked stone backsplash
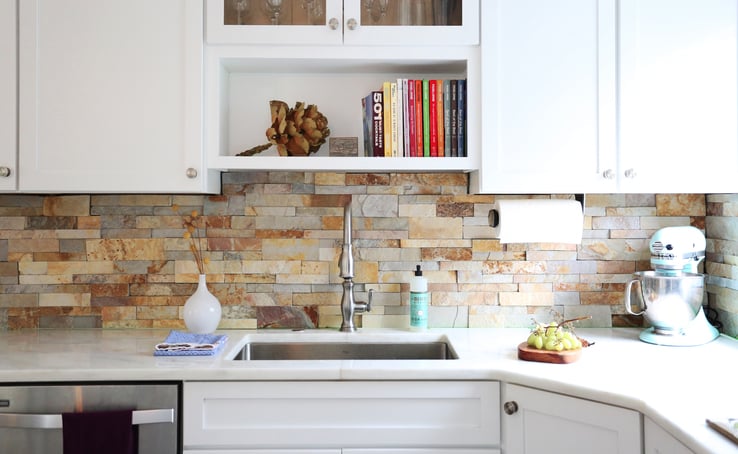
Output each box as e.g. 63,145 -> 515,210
0,172 -> 734,336
705,194 -> 738,337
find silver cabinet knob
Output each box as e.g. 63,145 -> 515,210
624,168 -> 637,178
346,18 -> 358,30
186,168 -> 198,179
328,17 -> 339,30
0,166 -> 10,178
503,401 -> 519,415
602,169 -> 615,180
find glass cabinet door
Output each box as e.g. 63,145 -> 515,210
224,0 -> 326,26
206,0 -> 344,44
344,0 -> 478,45
206,0 -> 478,46
360,0 -> 463,27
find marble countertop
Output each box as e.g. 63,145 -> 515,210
1,327 -> 736,453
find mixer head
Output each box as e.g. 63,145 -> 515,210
649,226 -> 705,273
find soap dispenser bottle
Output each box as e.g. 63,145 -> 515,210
410,264 -> 429,330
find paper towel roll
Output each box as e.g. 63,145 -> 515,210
490,199 -> 583,244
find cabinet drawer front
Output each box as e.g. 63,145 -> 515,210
183,381 -> 500,449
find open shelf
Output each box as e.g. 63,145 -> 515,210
205,46 -> 480,173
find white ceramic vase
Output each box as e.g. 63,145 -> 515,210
183,275 -> 222,334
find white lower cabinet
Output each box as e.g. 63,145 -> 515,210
187,450 -> 495,454
183,381 -> 500,453
344,450 -> 498,453
644,417 -> 694,454
187,451 -> 497,454
501,384 -> 641,454
186,451 -> 339,454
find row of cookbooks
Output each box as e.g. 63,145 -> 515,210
361,79 -> 466,158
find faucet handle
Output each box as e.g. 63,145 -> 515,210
355,289 -> 373,314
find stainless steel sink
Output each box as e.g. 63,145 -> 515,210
232,341 -> 458,360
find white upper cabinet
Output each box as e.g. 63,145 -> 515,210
206,0 -> 479,46
473,0 -> 617,194
0,0 -> 17,192
475,0 -> 738,194
618,0 -> 738,193
18,0 -> 219,193
204,1 -> 481,173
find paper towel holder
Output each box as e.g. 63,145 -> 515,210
488,194 -> 585,228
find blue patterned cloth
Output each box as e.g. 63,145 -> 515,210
153,330 -> 228,356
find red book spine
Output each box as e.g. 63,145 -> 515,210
429,79 -> 438,157
414,79 -> 423,156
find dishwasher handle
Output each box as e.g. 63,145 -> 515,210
0,408 -> 174,429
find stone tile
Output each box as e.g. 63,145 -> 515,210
408,217 -> 462,239
346,173 -> 391,186
39,293 -> 90,307
43,196 -> 90,216
656,194 -> 705,216
0,217 -> 26,229
314,173 -> 346,186
261,239 -> 319,260
86,239 -> 166,261
499,292 -> 554,306
9,238 -> 59,253
399,203 -> 436,218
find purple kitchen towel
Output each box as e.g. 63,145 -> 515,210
153,330 -> 228,356
62,408 -> 137,454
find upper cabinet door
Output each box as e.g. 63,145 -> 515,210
206,0 -> 479,46
619,0 -> 738,193
206,0 -> 345,45
18,0 -> 217,193
342,0 -> 479,46
474,0 -> 617,194
0,0 -> 17,192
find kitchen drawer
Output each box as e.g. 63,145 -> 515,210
183,381 -> 500,450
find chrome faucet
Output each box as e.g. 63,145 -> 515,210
339,200 -> 372,332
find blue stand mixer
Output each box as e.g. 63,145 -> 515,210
624,226 -> 720,346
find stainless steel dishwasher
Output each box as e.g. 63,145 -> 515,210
0,382 -> 180,453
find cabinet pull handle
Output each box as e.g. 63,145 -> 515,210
346,18 -> 358,30
602,169 -> 615,180
328,17 -> 339,30
0,408 -> 174,429
503,401 -> 519,415
186,168 -> 198,179
624,168 -> 637,179
0,166 -> 10,178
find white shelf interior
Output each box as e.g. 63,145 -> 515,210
205,47 -> 479,172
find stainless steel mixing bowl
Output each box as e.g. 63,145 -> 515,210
624,271 -> 704,333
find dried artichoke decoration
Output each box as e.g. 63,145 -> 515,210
237,100 -> 330,157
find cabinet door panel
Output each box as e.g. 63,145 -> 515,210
343,0 -> 479,46
344,450 -> 499,454
19,0 -> 211,193
476,0 -> 617,193
0,0 -> 17,191
619,0 -> 738,192
186,451 -> 339,454
184,381 -> 499,450
501,384 -> 641,454
206,0 -> 344,45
